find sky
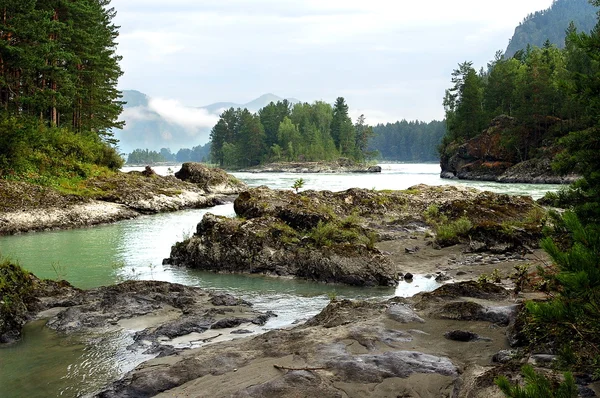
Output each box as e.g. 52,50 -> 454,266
111,0 -> 553,140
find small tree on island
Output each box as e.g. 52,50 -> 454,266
292,178 -> 305,193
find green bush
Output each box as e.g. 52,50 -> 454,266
308,220 -> 370,248
524,211 -> 600,373
495,365 -> 577,398
0,259 -> 35,340
0,114 -> 123,187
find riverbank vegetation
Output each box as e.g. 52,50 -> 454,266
0,0 -> 124,188
471,2 -> 600,392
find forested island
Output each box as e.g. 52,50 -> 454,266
125,115 -> 446,166
208,98 -> 375,169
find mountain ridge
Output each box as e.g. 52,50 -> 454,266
505,0 -> 598,58
115,91 -> 300,154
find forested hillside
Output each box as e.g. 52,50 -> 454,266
0,0 -> 124,182
506,0 -> 598,58
209,98 -> 375,169
370,120 -> 445,162
440,11 -> 600,203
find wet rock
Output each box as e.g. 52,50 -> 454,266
43,281 -> 264,336
210,294 -> 252,307
230,329 -> 253,335
435,273 -> 451,282
212,318 -> 252,329
506,304 -> 529,348
416,281 -> 509,301
141,166 -> 156,177
443,330 -> 480,342
404,273 -> 414,280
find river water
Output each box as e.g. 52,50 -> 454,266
0,164 -> 562,397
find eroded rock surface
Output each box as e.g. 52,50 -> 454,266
97,282 -> 532,398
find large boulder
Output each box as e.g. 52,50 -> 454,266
175,162 -> 247,194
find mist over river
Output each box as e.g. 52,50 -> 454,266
0,164 -> 561,397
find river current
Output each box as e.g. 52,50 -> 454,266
0,164 -> 562,397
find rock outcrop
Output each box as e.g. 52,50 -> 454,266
175,162 -> 248,193
0,164 -> 244,235
440,115 -> 579,184
165,185 -> 545,286
165,213 -> 398,287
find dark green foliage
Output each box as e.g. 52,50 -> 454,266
0,259 -> 35,342
209,98 -> 372,168
0,0 -> 124,180
0,0 -> 123,134
505,0 -> 598,58
440,12 -> 600,173
370,120 -> 445,161
495,365 -> 577,398
127,149 -> 165,165
522,212 -> 600,372
0,114 -> 123,183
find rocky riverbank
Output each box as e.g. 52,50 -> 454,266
0,163 -> 246,235
0,261 -> 272,348
440,115 -> 579,184
164,184 -> 545,286
238,159 -> 382,173
98,280 -> 600,397
3,178 -> 598,396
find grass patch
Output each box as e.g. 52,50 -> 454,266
308,218 -> 373,248
424,204 -> 473,246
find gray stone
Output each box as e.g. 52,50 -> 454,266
387,304 -> 425,324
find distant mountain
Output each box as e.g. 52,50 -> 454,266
199,93 -> 300,114
114,91 -> 299,154
505,0 -> 598,58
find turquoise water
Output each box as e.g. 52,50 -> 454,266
0,164 -> 561,397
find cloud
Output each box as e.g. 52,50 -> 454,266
112,0 -> 555,122
119,106 -> 159,129
148,98 -> 219,133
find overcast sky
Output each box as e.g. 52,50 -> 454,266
111,0 -> 553,126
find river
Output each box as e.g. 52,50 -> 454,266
0,164 -> 562,397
